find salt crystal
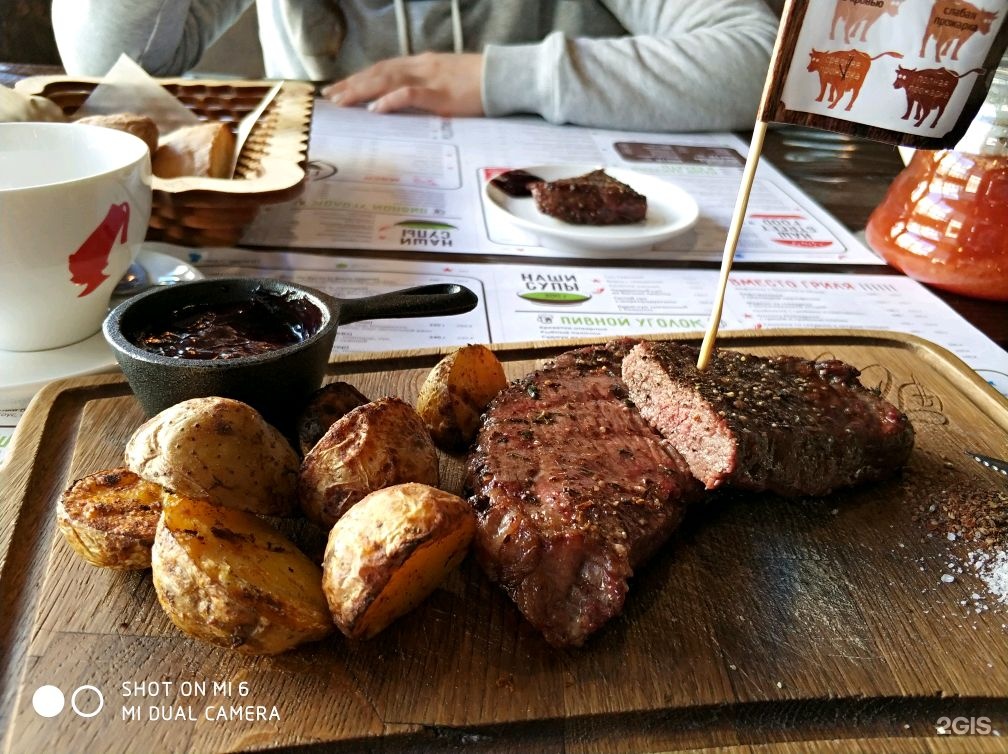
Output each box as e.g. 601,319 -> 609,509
729,664 -> 737,670
776,681 -> 783,688
941,574 -> 955,583
947,532 -> 957,541
968,549 -> 1008,605
972,593 -> 981,600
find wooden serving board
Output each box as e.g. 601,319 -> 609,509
2,330 -> 1008,754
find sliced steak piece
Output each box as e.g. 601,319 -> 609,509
530,169 -> 647,225
621,341 -> 915,496
466,340 -> 700,648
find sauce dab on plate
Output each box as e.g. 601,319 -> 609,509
489,169 -> 543,198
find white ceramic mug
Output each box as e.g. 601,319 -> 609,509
0,122 -> 152,351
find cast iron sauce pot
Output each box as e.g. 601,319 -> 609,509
103,277 -> 479,427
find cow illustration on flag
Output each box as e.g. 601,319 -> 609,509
761,0 -> 1008,147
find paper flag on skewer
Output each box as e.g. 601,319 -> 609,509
696,0 -> 1008,369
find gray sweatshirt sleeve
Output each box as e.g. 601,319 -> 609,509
482,0 -> 779,132
52,0 -> 253,76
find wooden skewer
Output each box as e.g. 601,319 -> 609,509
695,0 -> 798,371
696,119 -> 768,370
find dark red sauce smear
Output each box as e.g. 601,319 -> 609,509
132,288 -> 323,360
490,169 -> 543,197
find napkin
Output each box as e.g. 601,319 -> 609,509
73,54 -> 199,135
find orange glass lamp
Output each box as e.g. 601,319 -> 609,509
866,57 -> 1008,302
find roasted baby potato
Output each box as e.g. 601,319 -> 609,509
297,381 -> 370,456
57,468 -> 164,570
416,344 -> 508,450
152,493 -> 333,655
125,396 -> 299,516
298,397 -> 439,528
322,483 -> 476,639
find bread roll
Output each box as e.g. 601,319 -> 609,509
0,85 -> 65,123
75,113 -> 159,154
153,122 -> 235,179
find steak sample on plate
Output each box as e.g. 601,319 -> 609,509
529,169 -> 647,225
466,340 -> 700,648
621,341 -> 915,496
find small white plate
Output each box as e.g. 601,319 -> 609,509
0,245 -> 202,406
482,164 -> 699,256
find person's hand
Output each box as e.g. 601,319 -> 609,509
322,52 -> 484,117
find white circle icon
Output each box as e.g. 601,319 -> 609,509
71,686 -> 104,718
32,685 -> 65,717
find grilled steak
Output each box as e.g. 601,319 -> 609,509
621,341 -> 915,496
530,169 -> 647,225
466,340 -> 699,647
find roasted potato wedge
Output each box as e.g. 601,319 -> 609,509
152,493 -> 333,655
126,396 -> 299,516
57,468 -> 164,569
298,397 -> 439,528
416,344 -> 507,450
322,483 -> 476,639
297,381 -> 370,456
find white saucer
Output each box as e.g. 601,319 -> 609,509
0,245 -> 202,406
482,164 -> 699,256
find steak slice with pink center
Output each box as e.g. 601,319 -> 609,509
466,340 -> 699,648
621,340 -> 914,496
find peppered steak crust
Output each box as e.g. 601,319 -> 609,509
621,341 -> 915,496
466,340 -> 699,647
530,169 -> 647,225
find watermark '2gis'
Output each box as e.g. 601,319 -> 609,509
936,716 -> 993,735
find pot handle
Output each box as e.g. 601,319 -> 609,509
335,283 -> 479,326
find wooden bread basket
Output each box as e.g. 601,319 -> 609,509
15,76 -> 314,246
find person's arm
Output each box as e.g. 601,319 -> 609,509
326,0 -> 778,131
52,0 -> 252,77
483,0 -> 779,132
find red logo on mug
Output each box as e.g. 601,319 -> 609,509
67,202 -> 130,297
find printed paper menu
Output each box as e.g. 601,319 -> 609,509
194,248 -> 1008,394
241,103 -> 883,265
